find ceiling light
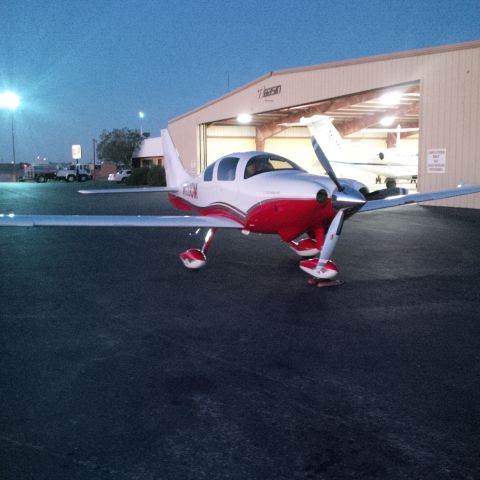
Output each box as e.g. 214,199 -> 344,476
237,113 -> 252,124
380,116 -> 396,127
379,91 -> 402,105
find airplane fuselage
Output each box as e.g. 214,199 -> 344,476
331,154 -> 417,181
168,152 -> 347,241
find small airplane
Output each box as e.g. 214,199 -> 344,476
305,115 -> 418,188
1,128 -> 479,282
373,148 -> 418,187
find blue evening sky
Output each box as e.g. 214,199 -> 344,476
0,0 -> 479,164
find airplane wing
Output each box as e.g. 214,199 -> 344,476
78,186 -> 178,194
0,214 -> 243,229
360,185 -> 480,212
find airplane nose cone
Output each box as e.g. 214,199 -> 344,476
332,185 -> 366,210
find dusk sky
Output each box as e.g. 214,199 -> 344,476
1,0 -> 479,164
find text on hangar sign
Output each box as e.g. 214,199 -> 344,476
258,85 -> 282,99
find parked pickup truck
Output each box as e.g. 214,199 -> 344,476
56,164 -> 92,182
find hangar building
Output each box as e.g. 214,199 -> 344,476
168,40 -> 480,209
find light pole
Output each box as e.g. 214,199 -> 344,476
0,91 -> 20,181
138,111 -> 145,136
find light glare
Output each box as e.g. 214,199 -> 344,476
237,113 -> 252,124
0,91 -> 20,110
380,116 -> 395,127
380,91 -> 402,105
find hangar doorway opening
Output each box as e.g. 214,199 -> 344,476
200,82 -> 420,191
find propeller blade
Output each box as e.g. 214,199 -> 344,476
317,209 -> 346,269
311,137 -> 343,192
299,208 -> 349,279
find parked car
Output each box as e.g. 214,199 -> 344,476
108,169 -> 132,183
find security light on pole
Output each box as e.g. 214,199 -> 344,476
139,111 -> 145,135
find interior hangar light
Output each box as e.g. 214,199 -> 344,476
379,91 -> 402,105
237,113 -> 252,124
380,116 -> 396,127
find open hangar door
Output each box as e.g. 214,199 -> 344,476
203,82 -> 419,191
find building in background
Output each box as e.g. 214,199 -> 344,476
132,136 -> 164,169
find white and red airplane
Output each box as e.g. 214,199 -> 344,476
1,128 -> 479,281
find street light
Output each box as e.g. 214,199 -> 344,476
138,111 -> 145,135
0,91 -> 20,180
0,91 -> 20,110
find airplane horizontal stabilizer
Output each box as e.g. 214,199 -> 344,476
0,214 -> 243,229
78,186 -> 178,195
359,185 -> 480,212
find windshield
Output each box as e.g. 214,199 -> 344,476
244,154 -> 304,179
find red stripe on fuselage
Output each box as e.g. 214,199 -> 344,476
168,194 -> 336,241
168,194 -> 194,212
169,194 -> 246,223
245,198 -> 336,241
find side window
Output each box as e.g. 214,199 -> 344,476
217,157 -> 239,181
203,163 -> 215,182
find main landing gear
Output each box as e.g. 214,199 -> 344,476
179,228 -> 216,269
179,226 -> 344,287
377,175 -> 397,188
289,238 -> 320,257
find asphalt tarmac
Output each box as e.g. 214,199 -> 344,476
1,181 -> 480,480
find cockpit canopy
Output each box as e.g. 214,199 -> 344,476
203,153 -> 305,182
244,154 -> 304,179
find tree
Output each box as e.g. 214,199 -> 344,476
96,128 -> 143,166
